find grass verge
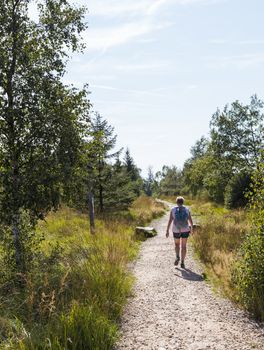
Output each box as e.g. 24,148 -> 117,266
189,201 -> 250,298
0,197 -> 165,349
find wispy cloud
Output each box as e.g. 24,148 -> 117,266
85,0 -> 171,18
84,20 -> 172,51
85,0 -> 227,18
91,84 -> 166,97
81,0 -> 225,51
116,61 -> 170,72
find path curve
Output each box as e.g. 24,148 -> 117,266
116,207 -> 264,350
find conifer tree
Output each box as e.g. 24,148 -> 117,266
88,112 -> 121,212
124,148 -> 143,195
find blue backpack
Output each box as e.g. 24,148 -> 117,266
174,206 -> 189,229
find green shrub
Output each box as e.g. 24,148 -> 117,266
232,154 -> 264,321
224,172 -> 251,209
232,232 -> 264,321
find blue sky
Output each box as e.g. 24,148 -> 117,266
31,0 -> 264,175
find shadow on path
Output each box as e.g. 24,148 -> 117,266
174,267 -> 204,282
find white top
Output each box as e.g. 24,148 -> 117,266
171,206 -> 190,233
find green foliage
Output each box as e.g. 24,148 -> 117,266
156,166 -> 183,197
0,197 -> 163,348
143,167 -> 156,196
232,153 -> 264,321
73,114 -> 142,213
87,112 -> 121,212
181,96 -> 264,206
16,304 -> 117,350
210,95 -> 264,169
190,136 -> 209,160
100,163 -> 137,211
56,304 -> 117,350
232,232 -> 264,321
124,148 -> 144,196
224,172 -> 251,209
0,0 -> 89,270
0,210 -> 42,274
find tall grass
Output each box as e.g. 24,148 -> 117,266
129,196 -> 166,224
190,201 -> 250,297
0,197 -> 165,349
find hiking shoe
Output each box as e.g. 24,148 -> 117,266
181,261 -> 185,269
174,257 -> 180,266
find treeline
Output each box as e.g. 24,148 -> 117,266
0,0 -> 146,274
147,95 -> 264,209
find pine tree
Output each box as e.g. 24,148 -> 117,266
88,113 -> 121,212
124,148 -> 143,196
144,167 -> 155,196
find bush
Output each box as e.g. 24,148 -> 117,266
232,154 -> 264,321
232,232 -> 264,321
224,172 -> 251,209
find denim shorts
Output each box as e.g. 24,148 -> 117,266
173,231 -> 190,239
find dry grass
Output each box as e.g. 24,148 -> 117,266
129,196 -> 166,225
190,201 -> 250,297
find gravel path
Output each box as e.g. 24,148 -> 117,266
116,208 -> 264,350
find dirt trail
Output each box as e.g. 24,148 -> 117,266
116,207 -> 264,350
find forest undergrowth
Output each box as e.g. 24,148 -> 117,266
0,197 -> 165,350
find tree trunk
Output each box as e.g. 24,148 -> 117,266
98,161 -> 104,212
88,190 -> 95,235
6,2 -> 24,271
11,156 -> 24,270
99,183 -> 104,212
11,213 -> 23,270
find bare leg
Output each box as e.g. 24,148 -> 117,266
174,238 -> 180,258
181,238 -> 188,262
